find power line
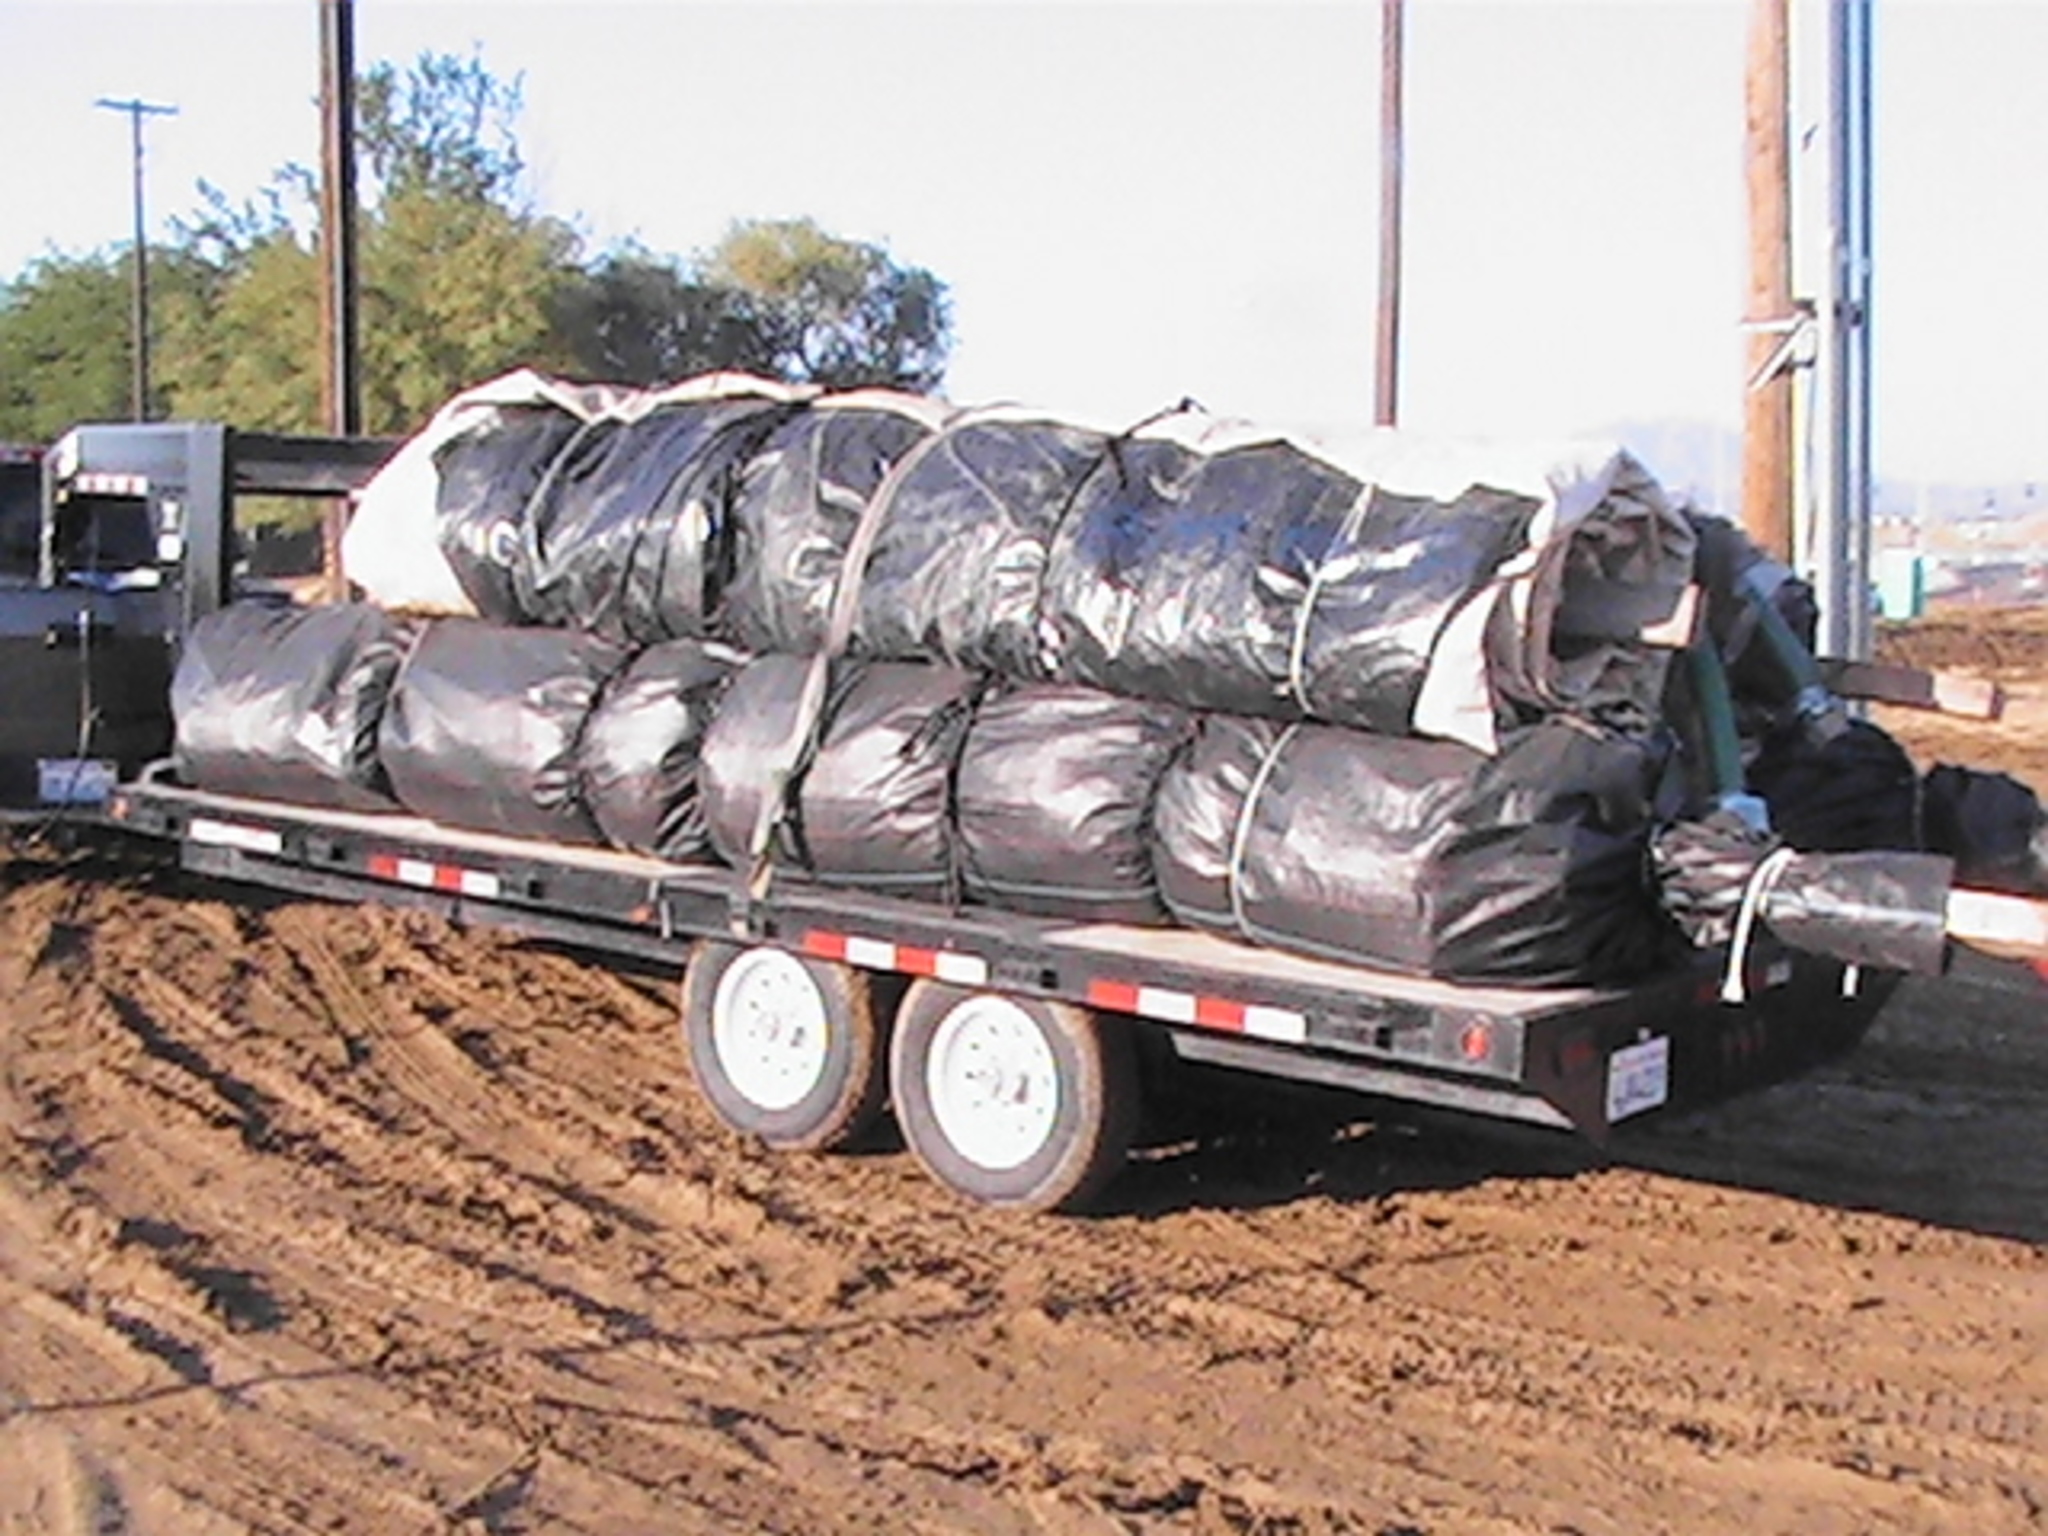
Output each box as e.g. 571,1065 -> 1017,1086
94,96 -> 179,422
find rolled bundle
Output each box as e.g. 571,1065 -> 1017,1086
719,392 -> 954,655
1153,714 -> 1675,984
1038,415 -> 1542,736
699,655 -> 981,897
172,600 -> 410,812
345,368 -> 628,617
850,410 -> 1108,678
579,638 -> 743,860
436,403 -> 591,624
954,682 -> 1191,923
512,381 -> 801,641
1922,763 -> 2048,896
378,619 -> 626,843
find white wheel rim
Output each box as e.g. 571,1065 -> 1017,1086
924,995 -> 1061,1172
709,949 -> 831,1113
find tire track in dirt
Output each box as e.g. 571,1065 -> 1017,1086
3,841 -> 2045,1533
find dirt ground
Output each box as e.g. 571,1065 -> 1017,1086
0,620 -> 2042,1535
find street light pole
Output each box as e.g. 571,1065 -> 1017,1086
1374,0 -> 1405,428
95,96 -> 179,422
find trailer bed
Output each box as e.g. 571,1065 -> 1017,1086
106,776 -> 1896,1144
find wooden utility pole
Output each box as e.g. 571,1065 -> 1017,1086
1374,0 -> 1405,428
319,0 -> 360,598
94,97 -> 178,422
1741,0 -> 1794,561
319,0 -> 361,438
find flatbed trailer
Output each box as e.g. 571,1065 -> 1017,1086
103,770 -> 1896,1210
30,416 -> 1910,1211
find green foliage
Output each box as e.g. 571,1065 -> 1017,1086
356,50 -> 527,207
160,233 -> 321,433
360,188 -> 579,430
550,248 -> 776,385
702,217 -> 951,392
0,250 -> 218,441
0,255 -> 130,441
0,50 -> 955,462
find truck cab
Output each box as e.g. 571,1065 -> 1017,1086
1,422 -> 392,808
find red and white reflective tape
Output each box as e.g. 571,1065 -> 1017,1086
70,472 -> 149,498
800,929 -> 989,987
366,851 -> 502,899
189,817 -> 284,856
1086,978 -> 1308,1045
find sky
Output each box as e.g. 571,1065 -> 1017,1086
1,0 -> 2044,496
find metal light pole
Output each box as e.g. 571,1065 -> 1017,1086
1809,0 -> 1875,661
1374,0 -> 1405,428
95,96 -> 179,422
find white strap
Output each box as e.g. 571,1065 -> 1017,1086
1284,480 -> 1376,712
1225,723 -> 1299,939
1719,846 -> 1799,1005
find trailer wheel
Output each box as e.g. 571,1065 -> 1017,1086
889,981 -> 1137,1212
681,941 -> 888,1152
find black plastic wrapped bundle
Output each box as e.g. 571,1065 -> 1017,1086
1749,719 -> 1921,853
954,683 -> 1191,923
847,415 -> 1105,671
852,413 -> 1108,677
719,394 -> 947,655
1921,763 -> 2048,895
516,396 -> 794,642
1037,428 -> 1537,733
379,620 -> 626,843
1154,715 -> 1475,973
699,655 -> 981,896
1653,814 -> 1953,977
173,601 -> 410,812
435,405 -> 587,624
1153,715 -> 1674,984
578,639 -> 742,860
1426,723 -> 1678,983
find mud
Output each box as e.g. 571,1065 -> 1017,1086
1,641 -> 2043,1535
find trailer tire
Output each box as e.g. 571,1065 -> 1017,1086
889,981 -> 1137,1212
681,941 -> 889,1152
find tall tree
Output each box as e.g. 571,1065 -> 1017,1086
0,250 -> 215,441
157,50 -> 579,438
550,248 -> 777,385
0,51 -> 957,451
701,217 -> 951,392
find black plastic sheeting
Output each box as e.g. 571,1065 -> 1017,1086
1153,715 -> 1675,984
379,620 -> 626,843
1653,814 -> 1952,976
516,399 -> 793,642
954,683 -> 1191,923
173,601 -> 410,812
1651,808 -> 1775,951
1763,849 -> 1953,975
719,400 -> 940,655
1922,762 -> 2048,896
699,655 -> 981,896
852,416 -> 1107,677
1036,434 -> 1539,733
578,639 -> 741,860
435,405 -> 586,624
1749,719 -> 1921,852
